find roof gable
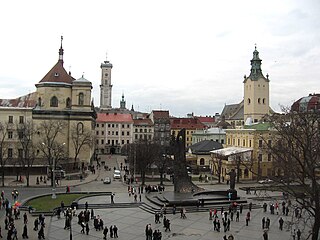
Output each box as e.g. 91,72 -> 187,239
39,60 -> 74,84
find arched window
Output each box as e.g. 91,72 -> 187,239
200,158 -> 205,165
78,93 -> 84,105
263,98 -> 266,104
244,168 -> 249,177
77,122 -> 84,134
38,97 -> 42,107
247,98 -> 251,104
258,98 -> 261,104
50,96 -> 58,107
66,98 -> 71,108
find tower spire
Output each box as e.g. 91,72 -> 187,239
249,44 -> 263,80
59,36 -> 64,63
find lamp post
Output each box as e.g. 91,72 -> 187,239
42,142 -> 65,199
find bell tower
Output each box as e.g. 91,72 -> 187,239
100,55 -> 113,109
243,46 -> 270,123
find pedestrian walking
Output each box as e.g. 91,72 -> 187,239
263,230 -> 268,240
111,193 -> 115,204
279,217 -> 284,230
103,226 -> 108,239
38,225 -> 45,239
22,224 -> 28,239
113,225 -> 118,238
86,222 -> 90,235
297,229 -> 301,240
109,225 -> 114,238
236,211 -> 239,222
262,217 -> 266,229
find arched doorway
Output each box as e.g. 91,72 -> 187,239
110,147 -> 116,154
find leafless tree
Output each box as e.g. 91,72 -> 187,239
0,122 -> 9,186
264,107 -> 320,240
37,120 -> 67,186
16,120 -> 36,187
126,139 -> 159,185
70,122 -> 93,170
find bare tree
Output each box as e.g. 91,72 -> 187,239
126,139 -> 158,185
264,107 -> 320,240
0,122 -> 9,187
16,120 -> 36,187
70,122 -> 93,170
37,120 -> 67,186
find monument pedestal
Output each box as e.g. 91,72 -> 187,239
227,189 -> 237,200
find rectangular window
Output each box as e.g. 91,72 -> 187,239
127,131 -> 130,136
108,124 -> 111,128
102,124 -> 104,127
108,140 -> 110,144
243,139 -> 246,146
259,140 -> 263,148
135,135 -> 138,139
8,131 -> 13,139
102,131 -> 104,135
97,124 -> 99,127
122,140 -> 125,144
237,139 -> 240,146
18,131 -> 23,139
101,139 -> 104,145
112,131 -> 114,135
8,116 -> 13,123
122,131 -> 124,136
19,116 -> 24,124
96,131 -> 99,135
96,139 -> 99,144
116,140 -> 118,144
127,124 -> 130,128
221,139 -> 224,144
8,148 -> 13,158
249,140 -> 252,148
135,129 -> 138,132
18,149 -> 23,159
122,124 -> 124,128
112,124 -> 114,128
268,153 -> 272,162
228,138 -> 230,145
116,131 -> 118,136
127,140 -> 130,144
258,154 -> 262,162
268,140 -> 272,147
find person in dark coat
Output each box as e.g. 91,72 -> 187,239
113,225 -> 118,238
85,223 -> 90,235
38,225 -> 45,239
109,225 -> 113,238
22,224 -> 28,239
103,226 -> 108,239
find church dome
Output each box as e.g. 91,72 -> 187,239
291,93 -> 320,112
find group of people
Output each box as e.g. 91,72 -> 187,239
36,176 -> 47,185
145,223 -> 162,240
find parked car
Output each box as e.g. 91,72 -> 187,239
103,177 -> 111,184
113,170 -> 121,179
258,178 -> 273,184
47,169 -> 66,179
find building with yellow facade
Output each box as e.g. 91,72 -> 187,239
0,38 -> 96,173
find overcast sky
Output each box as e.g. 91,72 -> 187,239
1,0 -> 319,117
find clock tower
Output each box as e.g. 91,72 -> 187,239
100,57 -> 113,109
243,46 -> 270,123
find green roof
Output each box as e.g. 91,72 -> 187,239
244,122 -> 272,131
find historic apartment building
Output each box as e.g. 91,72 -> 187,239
96,113 -> 134,154
0,38 -> 96,171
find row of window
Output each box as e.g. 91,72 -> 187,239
47,93 -> 85,108
8,116 -> 24,124
96,131 -> 131,136
247,98 -> 267,105
96,139 -> 130,145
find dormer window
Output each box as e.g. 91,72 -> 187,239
54,73 -> 59,77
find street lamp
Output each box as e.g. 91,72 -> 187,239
42,142 -> 65,199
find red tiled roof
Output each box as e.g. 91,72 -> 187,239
133,118 -> 153,126
196,116 -> 215,123
0,92 -> 37,108
152,110 -> 169,118
170,117 -> 206,130
97,113 -> 133,123
39,60 -> 74,84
